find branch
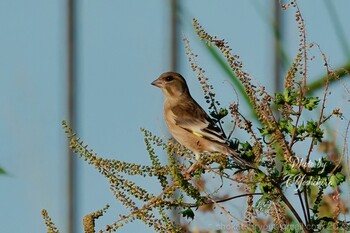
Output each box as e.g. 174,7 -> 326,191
306,63 -> 350,95
275,186 -> 310,233
181,192 -> 263,208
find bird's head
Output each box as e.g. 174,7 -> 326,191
151,72 -> 190,98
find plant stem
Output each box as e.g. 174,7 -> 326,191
297,186 -> 308,224
303,188 -> 311,224
182,192 -> 264,208
274,184 -> 310,232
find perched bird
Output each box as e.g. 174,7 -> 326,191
151,72 -> 255,172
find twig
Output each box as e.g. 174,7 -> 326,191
181,192 -> 263,208
306,44 -> 331,163
204,192 -> 255,232
275,185 -> 309,232
303,188 -> 311,225
296,186 -> 308,224
332,120 -> 350,174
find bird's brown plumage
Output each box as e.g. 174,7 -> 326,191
152,72 -> 254,169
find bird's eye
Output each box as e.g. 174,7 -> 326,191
165,76 -> 174,82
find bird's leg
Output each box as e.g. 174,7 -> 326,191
184,153 -> 203,179
186,160 -> 200,174
183,162 -> 199,180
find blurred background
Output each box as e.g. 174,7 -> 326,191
1,0 -> 349,232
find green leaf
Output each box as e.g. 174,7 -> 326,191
302,97 -> 320,110
259,182 -> 273,193
255,171 -> 266,182
329,175 -> 338,188
307,63 -> 350,95
283,89 -> 295,104
274,89 -> 298,106
329,172 -> 345,187
284,163 -> 299,175
258,124 -> 275,137
279,119 -> 294,134
239,142 -> 255,160
305,120 -> 323,142
181,208 -> 194,220
0,166 -> 5,175
311,157 -> 335,175
296,123 -> 306,135
274,92 -> 285,105
210,107 -> 228,120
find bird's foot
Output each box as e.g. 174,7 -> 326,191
183,161 -> 203,180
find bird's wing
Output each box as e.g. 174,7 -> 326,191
171,100 -> 228,144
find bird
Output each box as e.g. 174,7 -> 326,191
151,72 -> 255,173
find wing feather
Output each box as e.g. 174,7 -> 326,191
171,99 -> 228,144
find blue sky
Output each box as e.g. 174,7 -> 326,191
1,1 -> 349,232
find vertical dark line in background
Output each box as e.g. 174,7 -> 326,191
67,0 -> 77,233
170,0 -> 181,226
274,1 -> 282,93
170,0 -> 179,71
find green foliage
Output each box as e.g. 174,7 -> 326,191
239,141 -> 256,161
275,90 -> 320,111
181,208 -> 195,220
210,107 -> 228,121
275,89 -> 297,105
43,2 -> 350,233
0,166 -> 5,175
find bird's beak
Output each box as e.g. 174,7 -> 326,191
151,78 -> 162,88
